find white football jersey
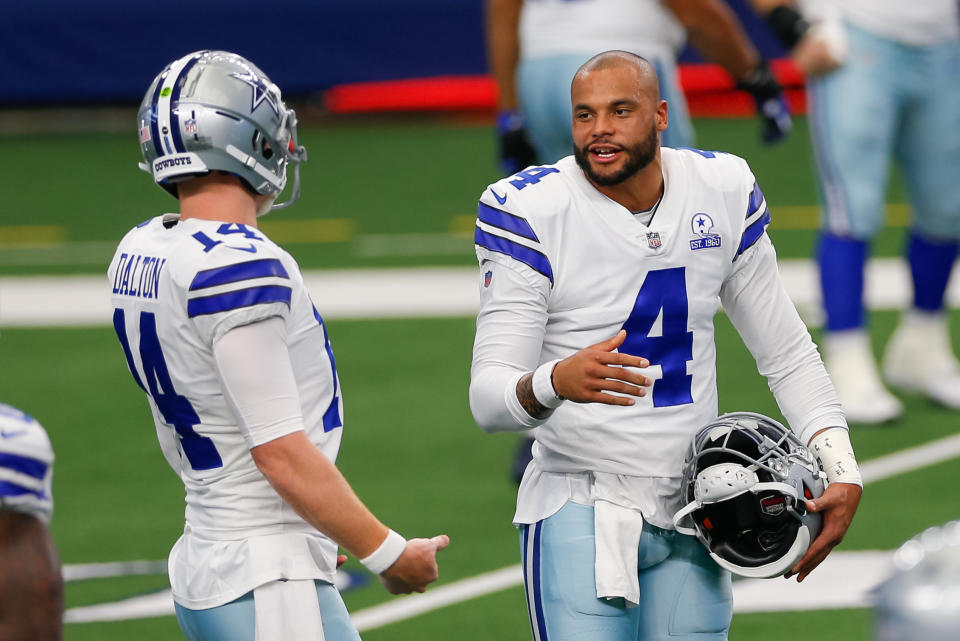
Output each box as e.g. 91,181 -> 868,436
472,149 -> 843,486
804,0 -> 959,45
520,0 -> 685,62
0,403 -> 54,523
108,215 -> 343,608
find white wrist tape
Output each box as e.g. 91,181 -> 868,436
360,529 -> 407,575
532,359 -> 565,409
809,427 -> 863,487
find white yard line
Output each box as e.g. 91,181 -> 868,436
63,431 -> 960,626
4,259 -> 960,328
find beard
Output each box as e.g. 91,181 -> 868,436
574,122 -> 659,186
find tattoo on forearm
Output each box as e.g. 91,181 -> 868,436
516,373 -> 551,419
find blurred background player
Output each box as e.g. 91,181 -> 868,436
111,51 -> 448,641
873,520 -> 960,641
752,0 -> 960,423
0,402 -> 62,641
486,0 -> 795,176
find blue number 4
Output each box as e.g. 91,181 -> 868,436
621,268 -> 694,407
509,166 -> 560,190
113,309 -> 223,470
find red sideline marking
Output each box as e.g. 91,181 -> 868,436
324,60 -> 808,117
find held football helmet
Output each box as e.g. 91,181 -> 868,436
874,521 -> 960,641
137,50 -> 307,213
673,412 -> 826,578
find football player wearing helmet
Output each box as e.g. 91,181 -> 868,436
470,51 -> 861,641
874,521 -> 960,641
112,51 -> 448,641
0,403 -> 62,641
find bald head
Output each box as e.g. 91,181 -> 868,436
572,51 -> 660,102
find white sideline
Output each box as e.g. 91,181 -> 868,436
63,432 -> 960,626
4,259 -> 960,327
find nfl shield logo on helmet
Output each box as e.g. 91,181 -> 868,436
646,232 -> 662,249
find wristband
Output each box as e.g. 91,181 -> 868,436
532,359 -> 565,409
360,529 -> 407,575
809,428 -> 863,487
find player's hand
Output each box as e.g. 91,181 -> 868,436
736,60 -> 792,145
380,535 -> 450,594
336,554 -> 348,568
784,482 -> 862,582
791,21 -> 847,77
552,330 -> 652,406
497,110 -> 538,175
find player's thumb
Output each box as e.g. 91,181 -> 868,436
431,534 -> 451,551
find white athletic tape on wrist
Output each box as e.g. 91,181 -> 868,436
532,359 -> 565,409
810,427 -> 863,487
360,529 -> 407,575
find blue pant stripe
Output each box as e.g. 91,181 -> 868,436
531,522 -> 548,641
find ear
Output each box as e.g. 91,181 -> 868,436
656,99 -> 669,132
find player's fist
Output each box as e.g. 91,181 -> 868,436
497,110 -> 538,176
552,330 -> 652,406
380,535 -> 450,594
736,60 -> 792,145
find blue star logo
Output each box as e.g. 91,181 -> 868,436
230,71 -> 280,117
696,216 -> 707,232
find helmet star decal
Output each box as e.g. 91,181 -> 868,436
230,70 -> 281,117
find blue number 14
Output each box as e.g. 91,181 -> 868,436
621,268 -> 694,407
113,309 -> 223,470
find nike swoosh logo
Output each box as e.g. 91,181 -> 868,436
491,189 -> 507,205
228,244 -> 258,253
0,429 -> 27,439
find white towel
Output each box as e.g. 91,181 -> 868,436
254,579 -> 325,641
593,499 -> 645,608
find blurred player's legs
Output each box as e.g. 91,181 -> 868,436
174,579 -> 360,641
880,34 -> 960,408
519,54 -> 694,166
809,23 -> 960,422
520,502 -> 731,641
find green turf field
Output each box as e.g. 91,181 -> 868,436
0,115 -> 954,641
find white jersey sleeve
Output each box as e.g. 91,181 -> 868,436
720,168 -> 848,444
471,178 -> 558,432
0,403 -> 54,523
214,317 -> 306,449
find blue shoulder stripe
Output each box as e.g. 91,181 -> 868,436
737,207 -> 771,257
0,452 -> 48,480
0,480 -> 45,499
477,202 -> 540,242
475,227 -> 553,283
746,183 -> 764,219
190,258 -> 289,291
188,285 -> 292,317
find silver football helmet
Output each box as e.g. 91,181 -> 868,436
874,521 -> 960,641
673,412 -> 826,578
137,50 -> 307,213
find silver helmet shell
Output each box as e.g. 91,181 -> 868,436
673,412 -> 826,578
874,521 -> 960,641
137,50 -> 307,212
